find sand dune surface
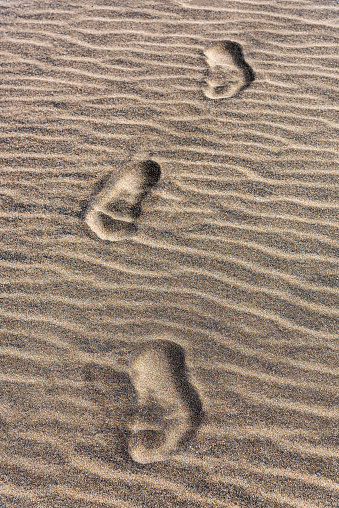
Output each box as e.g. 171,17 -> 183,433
0,0 -> 338,506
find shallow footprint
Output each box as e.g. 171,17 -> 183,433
128,340 -> 203,464
203,40 -> 254,99
84,160 -> 161,241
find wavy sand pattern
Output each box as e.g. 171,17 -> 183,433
0,0 -> 338,506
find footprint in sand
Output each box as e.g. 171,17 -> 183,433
203,40 -> 254,99
128,340 -> 203,464
84,160 -> 161,241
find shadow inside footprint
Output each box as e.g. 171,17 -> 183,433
203,40 -> 255,99
78,171 -> 114,220
96,213 -> 138,237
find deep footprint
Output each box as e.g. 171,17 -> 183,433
128,340 -> 203,464
203,40 -> 254,99
84,160 -> 161,241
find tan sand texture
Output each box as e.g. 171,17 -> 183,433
0,0 -> 338,506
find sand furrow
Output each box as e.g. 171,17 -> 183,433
2,254 -> 336,316
200,426 -> 339,460
1,0 -> 338,506
69,455 -> 240,508
176,453 -> 339,494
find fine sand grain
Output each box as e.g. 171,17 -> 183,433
0,0 -> 338,507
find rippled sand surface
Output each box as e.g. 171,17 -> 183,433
1,0 -> 338,506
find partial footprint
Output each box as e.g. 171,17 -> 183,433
128,340 -> 203,464
84,160 -> 161,241
203,40 -> 254,99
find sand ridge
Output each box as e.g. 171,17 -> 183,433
0,0 -> 338,506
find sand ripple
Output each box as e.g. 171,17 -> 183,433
0,0 -> 338,506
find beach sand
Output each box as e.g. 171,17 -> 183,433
0,0 -> 338,506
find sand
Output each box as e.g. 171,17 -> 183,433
0,0 -> 338,506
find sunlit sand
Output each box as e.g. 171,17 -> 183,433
1,0 -> 337,506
